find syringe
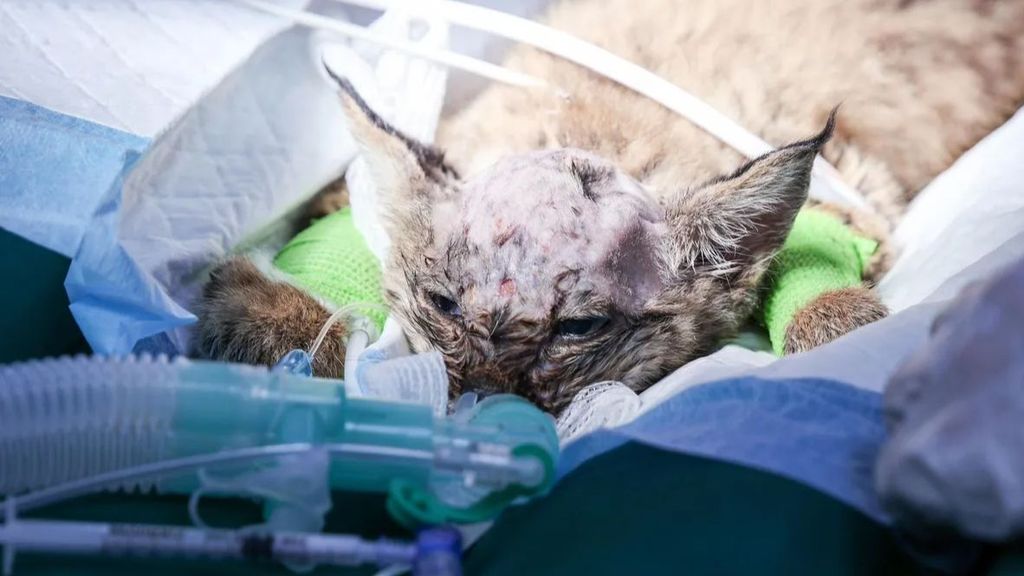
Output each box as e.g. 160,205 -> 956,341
0,515 -> 462,576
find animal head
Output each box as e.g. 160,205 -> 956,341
336,77 -> 831,415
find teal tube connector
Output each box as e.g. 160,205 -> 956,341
0,354 -> 559,529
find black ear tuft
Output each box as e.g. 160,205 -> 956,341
790,105 -> 838,152
324,64 -> 458,182
717,105 -> 836,184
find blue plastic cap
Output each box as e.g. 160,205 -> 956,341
414,527 -> 462,576
273,349 -> 313,377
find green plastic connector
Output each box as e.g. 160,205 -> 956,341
386,395 -> 559,528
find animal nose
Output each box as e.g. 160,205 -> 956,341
467,313 -> 497,342
467,388 -> 498,401
462,377 -> 502,399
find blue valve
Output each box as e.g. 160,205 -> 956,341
273,349 -> 314,377
414,526 -> 463,576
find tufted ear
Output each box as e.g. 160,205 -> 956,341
666,112 -> 835,278
328,68 -> 458,233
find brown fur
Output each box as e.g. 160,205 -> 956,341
784,287 -> 890,354
304,176 -> 350,226
195,258 -> 347,378
440,0 -> 1024,222
195,0 -> 1024,415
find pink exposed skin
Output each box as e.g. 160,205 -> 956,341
374,145 -> 699,410
437,149 -> 667,323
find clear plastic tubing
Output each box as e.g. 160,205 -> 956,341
343,329 -> 370,394
0,355 -> 555,502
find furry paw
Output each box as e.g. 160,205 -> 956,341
783,286 -> 888,354
194,257 -> 347,377
303,177 -> 350,226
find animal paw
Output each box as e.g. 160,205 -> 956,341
783,286 -> 888,355
194,257 -> 347,377
303,177 -> 349,225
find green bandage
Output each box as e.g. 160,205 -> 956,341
761,209 -> 877,356
273,207 -> 388,331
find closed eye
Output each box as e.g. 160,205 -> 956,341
557,316 -> 609,338
429,292 -> 462,318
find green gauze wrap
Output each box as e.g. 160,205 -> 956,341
761,209 -> 878,356
273,207 -> 388,331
